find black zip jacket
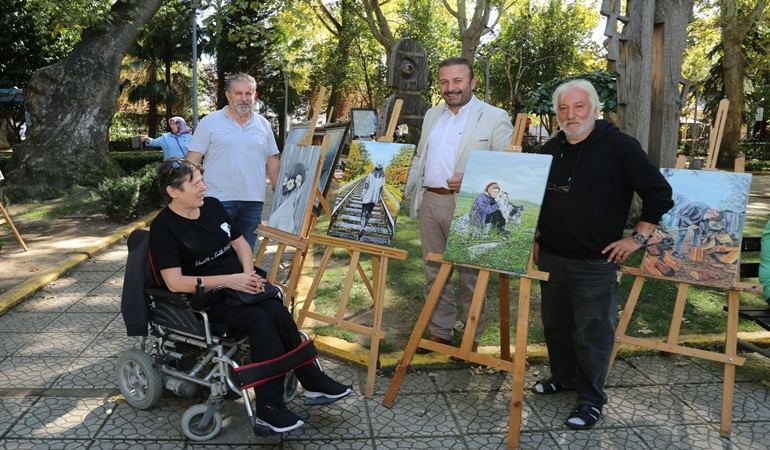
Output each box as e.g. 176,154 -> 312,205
536,120 -> 673,260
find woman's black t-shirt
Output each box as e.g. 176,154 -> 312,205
149,197 -> 244,285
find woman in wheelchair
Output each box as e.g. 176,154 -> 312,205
150,158 -> 351,432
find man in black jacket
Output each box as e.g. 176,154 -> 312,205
532,79 -> 673,430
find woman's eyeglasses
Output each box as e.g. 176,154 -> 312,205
164,159 -> 183,186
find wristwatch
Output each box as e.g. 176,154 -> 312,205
632,231 -> 649,245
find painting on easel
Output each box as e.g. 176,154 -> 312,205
317,121 -> 350,198
327,140 -> 415,246
443,150 -> 552,274
642,169 -> 752,286
267,143 -> 323,236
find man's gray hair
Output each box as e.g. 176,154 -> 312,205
226,73 -> 257,92
551,79 -> 604,117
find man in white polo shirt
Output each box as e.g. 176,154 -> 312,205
187,73 -> 280,250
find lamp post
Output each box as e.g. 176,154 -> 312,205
191,0 -> 202,129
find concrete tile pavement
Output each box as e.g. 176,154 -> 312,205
0,242 -> 770,448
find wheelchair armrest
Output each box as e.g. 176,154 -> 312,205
146,287 -> 191,308
189,285 -> 226,312
146,285 -> 226,312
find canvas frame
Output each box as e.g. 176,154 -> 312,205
443,150 -> 552,275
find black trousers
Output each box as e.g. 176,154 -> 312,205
206,297 -> 322,407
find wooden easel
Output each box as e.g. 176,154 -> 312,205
255,88 -> 327,308
0,200 -> 28,251
383,253 -> 548,450
610,267 -> 752,437
296,233 -> 407,398
297,100 -> 407,398
704,98 -> 729,170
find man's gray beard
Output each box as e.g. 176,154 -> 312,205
558,119 -> 595,140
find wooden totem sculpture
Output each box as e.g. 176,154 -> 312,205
376,39 -> 431,145
602,0 -> 694,168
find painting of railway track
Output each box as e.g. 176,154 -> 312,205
443,150 -> 552,274
327,140 -> 415,246
641,169 -> 752,287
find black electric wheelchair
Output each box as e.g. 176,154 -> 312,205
117,229 -> 325,441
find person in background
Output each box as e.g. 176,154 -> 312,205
150,158 -> 351,433
759,218 -> 770,307
140,117 -> 192,160
533,79 -> 673,430
187,73 -> 280,251
358,160 -> 386,240
403,57 -> 514,359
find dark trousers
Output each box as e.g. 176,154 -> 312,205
485,210 -> 506,231
537,249 -> 619,407
206,297 -> 322,407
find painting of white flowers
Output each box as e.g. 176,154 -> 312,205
267,143 -> 323,236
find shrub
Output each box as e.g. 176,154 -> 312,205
111,151 -> 163,173
99,176 -> 143,222
99,162 -> 163,221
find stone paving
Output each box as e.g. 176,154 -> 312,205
0,243 -> 770,449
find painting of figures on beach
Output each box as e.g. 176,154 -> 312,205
641,169 -> 752,287
443,151 -> 552,274
267,143 -> 323,236
327,140 -> 415,246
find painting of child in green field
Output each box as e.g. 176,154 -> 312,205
444,150 -> 552,274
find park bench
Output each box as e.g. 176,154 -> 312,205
725,237 -> 770,358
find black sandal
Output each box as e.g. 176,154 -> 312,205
565,404 -> 601,430
532,376 -> 572,395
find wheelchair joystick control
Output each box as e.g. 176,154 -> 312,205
196,278 -> 206,293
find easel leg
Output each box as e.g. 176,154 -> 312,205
383,261 -> 453,407
610,276 -> 646,366
666,284 -> 690,346
296,245 -> 334,328
720,289 -> 740,437
0,201 -> 28,251
507,277 -> 532,450
499,274 -> 511,361
364,255 -> 387,398
457,270 -> 490,356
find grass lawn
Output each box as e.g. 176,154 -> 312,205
302,197 -> 768,353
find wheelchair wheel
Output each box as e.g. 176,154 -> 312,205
116,349 -> 163,410
283,371 -> 298,404
181,404 -> 223,441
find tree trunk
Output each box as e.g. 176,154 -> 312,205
6,0 -> 163,201
718,0 -> 767,168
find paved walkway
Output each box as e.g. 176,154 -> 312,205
1,174 -> 770,448
0,223 -> 769,448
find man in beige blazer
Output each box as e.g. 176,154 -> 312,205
404,57 -> 513,356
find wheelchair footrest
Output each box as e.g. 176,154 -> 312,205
234,339 -> 318,390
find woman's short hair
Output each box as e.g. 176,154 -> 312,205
156,158 -> 203,204
551,79 -> 604,117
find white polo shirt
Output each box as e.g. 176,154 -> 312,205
189,108 -> 279,202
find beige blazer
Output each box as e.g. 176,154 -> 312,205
404,97 -> 514,219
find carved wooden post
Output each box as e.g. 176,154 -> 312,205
603,0 -> 694,168
377,39 -> 431,145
